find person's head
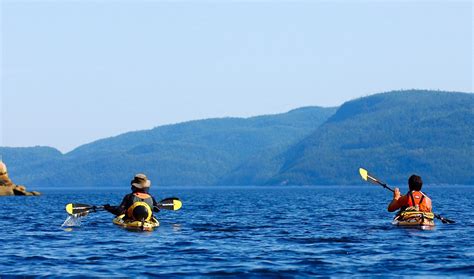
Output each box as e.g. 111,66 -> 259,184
0,161 -> 7,175
130,173 -> 151,193
408,174 -> 423,191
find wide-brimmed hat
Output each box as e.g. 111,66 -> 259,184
131,173 -> 151,189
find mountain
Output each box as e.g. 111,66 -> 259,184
1,89 -> 472,187
1,106 -> 336,186
268,90 -> 474,185
0,146 -> 62,183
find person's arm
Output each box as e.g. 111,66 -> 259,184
388,188 -> 404,212
152,196 -> 160,213
424,196 -> 433,212
105,195 -> 131,215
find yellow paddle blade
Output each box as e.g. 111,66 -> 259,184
359,167 -> 382,185
173,199 -> 182,211
65,203 -> 74,215
359,168 -> 368,181
158,198 -> 182,211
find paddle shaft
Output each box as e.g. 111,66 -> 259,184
67,197 -> 181,215
374,180 -> 394,193
76,205 -> 104,214
78,205 -> 104,211
362,170 -> 395,193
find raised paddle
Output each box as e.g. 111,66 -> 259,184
65,197 -> 183,215
359,168 -> 455,224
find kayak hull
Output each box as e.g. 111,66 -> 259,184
392,210 -> 435,229
113,214 -> 160,231
392,219 -> 435,227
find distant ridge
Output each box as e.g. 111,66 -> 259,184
268,90 -> 474,185
1,106 -> 336,186
1,90 -> 472,187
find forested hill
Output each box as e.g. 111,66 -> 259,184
268,90 -> 474,185
1,90 -> 472,187
0,106 -> 336,186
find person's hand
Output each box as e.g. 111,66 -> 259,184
393,188 -> 401,200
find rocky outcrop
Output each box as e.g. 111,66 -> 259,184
0,161 -> 41,196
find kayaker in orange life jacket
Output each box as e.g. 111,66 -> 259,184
104,173 -> 160,220
388,174 -> 432,213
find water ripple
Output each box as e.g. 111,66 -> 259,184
0,186 -> 472,277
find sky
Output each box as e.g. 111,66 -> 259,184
1,0 -> 472,153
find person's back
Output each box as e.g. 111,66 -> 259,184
388,174 -> 432,213
105,173 -> 160,221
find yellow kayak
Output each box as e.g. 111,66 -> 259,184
392,210 -> 435,228
112,214 -> 160,231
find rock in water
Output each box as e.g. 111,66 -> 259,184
0,161 -> 41,196
0,186 -> 14,196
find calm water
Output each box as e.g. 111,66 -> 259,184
0,185 -> 473,277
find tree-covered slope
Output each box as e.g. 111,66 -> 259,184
270,90 -> 474,185
0,146 -> 63,184
1,106 -> 335,186
2,90 -> 472,187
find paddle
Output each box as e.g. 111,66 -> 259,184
359,168 -> 455,224
65,203 -> 103,215
157,197 -> 183,211
65,197 -> 182,215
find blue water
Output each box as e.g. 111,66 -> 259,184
0,185 -> 473,277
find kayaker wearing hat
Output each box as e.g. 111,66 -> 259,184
104,173 -> 160,221
388,174 -> 432,213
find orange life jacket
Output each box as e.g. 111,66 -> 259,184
134,192 -> 150,199
131,192 -> 154,207
405,191 -> 432,212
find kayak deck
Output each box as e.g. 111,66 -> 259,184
392,210 -> 435,228
113,214 -> 160,231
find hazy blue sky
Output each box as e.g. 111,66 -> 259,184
1,0 -> 472,152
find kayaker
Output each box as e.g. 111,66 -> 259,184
104,173 -> 160,221
388,174 -> 432,213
